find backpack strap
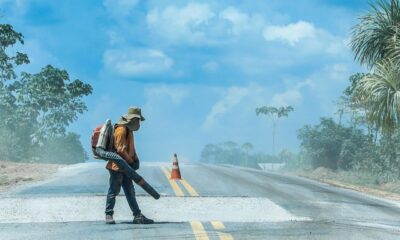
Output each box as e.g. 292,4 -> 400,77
125,126 -> 130,140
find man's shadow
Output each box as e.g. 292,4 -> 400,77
119,221 -> 184,225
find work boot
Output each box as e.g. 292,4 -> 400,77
105,214 -> 115,224
133,213 -> 154,224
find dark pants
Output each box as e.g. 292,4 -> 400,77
105,170 -> 141,216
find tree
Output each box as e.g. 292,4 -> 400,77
0,24 -> 30,81
255,106 -> 294,155
200,144 -> 221,163
298,118 -> 371,170
376,129 -> 400,180
0,24 -> 29,129
200,141 -> 276,168
0,24 -> 32,159
16,65 -> 92,143
351,0 -> 400,68
278,149 -> 295,164
242,142 -> 253,152
0,23 -> 92,163
337,73 -> 380,142
356,58 -> 400,132
36,133 -> 88,164
350,0 -> 400,135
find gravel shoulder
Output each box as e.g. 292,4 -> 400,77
0,160 -> 64,193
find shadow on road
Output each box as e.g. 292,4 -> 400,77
119,221 -> 184,225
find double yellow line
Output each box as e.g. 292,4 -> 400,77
160,166 -> 199,197
160,165 -> 234,240
191,221 -> 234,240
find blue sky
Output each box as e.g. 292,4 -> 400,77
1,0 -> 369,162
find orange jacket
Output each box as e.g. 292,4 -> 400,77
106,125 -> 138,172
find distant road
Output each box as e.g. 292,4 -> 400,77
1,162 -> 400,239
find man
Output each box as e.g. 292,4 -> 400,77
105,107 -> 154,224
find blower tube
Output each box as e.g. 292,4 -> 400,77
95,147 -> 161,200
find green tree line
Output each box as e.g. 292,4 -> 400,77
293,0 -> 400,183
200,141 -> 281,168
0,24 -> 92,164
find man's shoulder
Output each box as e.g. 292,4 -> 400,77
114,125 -> 127,136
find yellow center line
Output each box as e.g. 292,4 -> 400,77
180,179 -> 199,197
211,221 -> 234,240
211,221 -> 225,230
190,221 -> 210,240
164,166 -> 200,197
160,166 -> 184,197
216,232 -> 234,240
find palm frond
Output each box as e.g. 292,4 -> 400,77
351,0 -> 400,67
357,58 -> 400,131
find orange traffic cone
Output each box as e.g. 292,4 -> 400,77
170,153 -> 182,180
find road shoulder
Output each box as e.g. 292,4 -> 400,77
283,168 -> 400,203
0,160 -> 64,193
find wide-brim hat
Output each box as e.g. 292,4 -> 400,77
123,107 -> 145,121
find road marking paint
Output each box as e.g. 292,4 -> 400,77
211,221 -> 234,240
180,179 -> 199,197
164,166 -> 200,197
211,221 -> 225,229
160,166 -> 184,197
216,232 -> 234,240
190,221 -> 210,240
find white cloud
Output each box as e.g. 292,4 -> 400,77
263,21 -> 316,46
146,3 -> 214,44
107,30 -> 125,46
103,0 -> 139,17
202,61 -> 219,72
142,85 -> 191,134
202,86 -> 250,130
271,89 -> 303,107
0,0 -> 29,18
146,4 -> 264,45
144,85 -> 189,105
262,20 -> 348,59
219,6 -> 263,36
270,79 -> 311,107
103,48 -> 173,76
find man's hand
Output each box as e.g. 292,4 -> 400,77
130,158 -> 140,170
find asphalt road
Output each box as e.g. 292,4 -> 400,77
1,161 -> 400,239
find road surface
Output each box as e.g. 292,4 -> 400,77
0,161 -> 400,239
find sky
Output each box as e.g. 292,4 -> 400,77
0,0 -> 369,162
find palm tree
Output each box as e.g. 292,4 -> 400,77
356,58 -> 400,132
255,106 -> 294,155
351,0 -> 400,68
351,0 -> 400,132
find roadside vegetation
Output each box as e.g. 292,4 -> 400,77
200,0 -> 400,194
0,24 -> 92,164
200,105 -> 294,169
287,0 -> 400,188
200,141 -> 281,168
